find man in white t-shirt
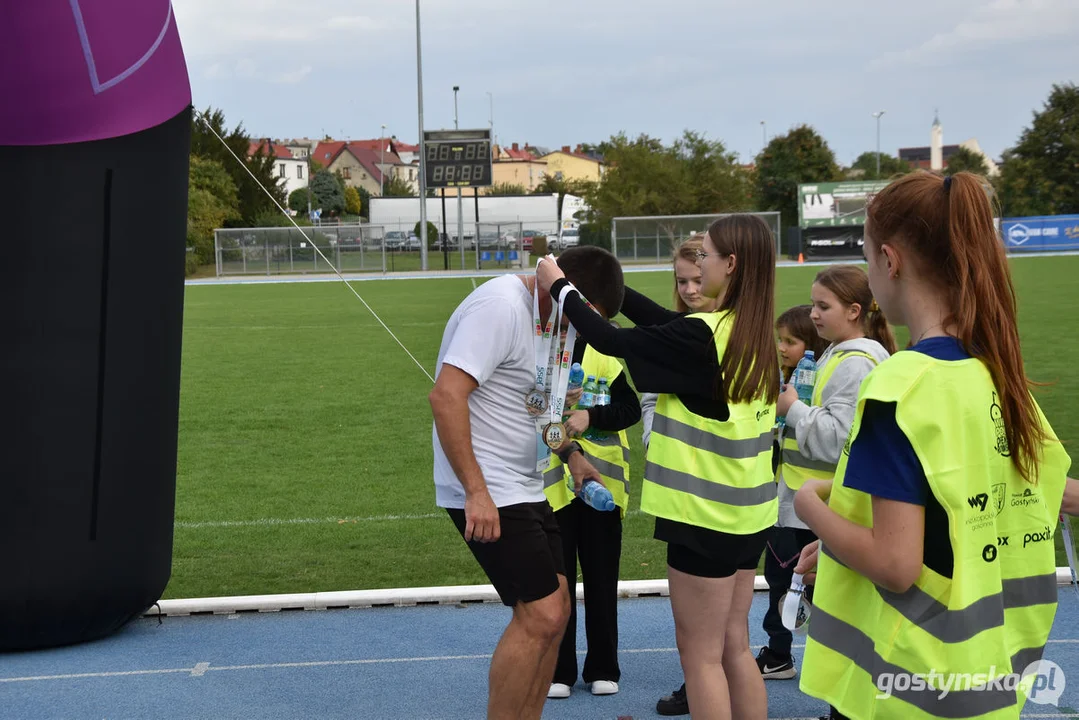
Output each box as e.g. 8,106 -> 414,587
430,246 -> 625,720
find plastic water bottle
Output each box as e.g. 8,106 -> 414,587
587,378 -> 611,440
579,478 -> 616,512
596,378 -> 610,407
579,375 -> 598,410
567,363 -> 585,393
793,351 -> 818,407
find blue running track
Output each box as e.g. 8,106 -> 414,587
3,590 -> 1077,719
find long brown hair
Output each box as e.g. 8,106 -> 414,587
776,305 -> 828,378
866,171 -> 1045,482
814,265 -> 898,354
672,234 -> 715,312
707,215 -> 778,405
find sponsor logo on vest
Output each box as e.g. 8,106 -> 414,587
1011,487 -> 1043,510
874,661 -> 1066,704
1023,526 -> 1053,548
966,488 -> 1002,529
990,392 -> 1010,457
992,483 -> 1006,514
842,425 -> 854,457
996,535 -> 1009,546
982,544 -> 997,562
757,408 -> 771,421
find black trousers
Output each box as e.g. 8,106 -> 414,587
552,497 -> 622,685
762,526 -> 817,657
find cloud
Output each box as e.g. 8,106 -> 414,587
326,16 -> 384,31
235,58 -> 258,78
276,65 -> 313,84
870,0 -> 1079,70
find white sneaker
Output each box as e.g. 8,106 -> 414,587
547,683 -> 572,699
590,680 -> 619,695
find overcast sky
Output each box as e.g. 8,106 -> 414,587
174,0 -> 1078,165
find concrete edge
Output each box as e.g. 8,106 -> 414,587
146,570 -> 1076,617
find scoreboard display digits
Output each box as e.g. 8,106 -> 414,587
423,130 -> 492,188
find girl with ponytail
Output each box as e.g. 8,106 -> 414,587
792,172 -> 1071,720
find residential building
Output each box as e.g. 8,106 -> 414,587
489,142 -> 548,193
249,140 -> 308,198
537,145 -> 604,183
312,141 -> 387,197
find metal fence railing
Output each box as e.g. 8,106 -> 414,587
610,212 -> 782,264
213,221 -> 561,276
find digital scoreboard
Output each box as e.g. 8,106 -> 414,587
423,129 -> 493,189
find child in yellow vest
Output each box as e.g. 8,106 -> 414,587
757,305 -> 828,683
544,321 -> 641,700
774,266 -> 895,694
641,234 -> 718,453
794,173 -> 1070,720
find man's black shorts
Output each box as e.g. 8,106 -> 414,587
447,501 -> 565,607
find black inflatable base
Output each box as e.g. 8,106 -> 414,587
0,107 -> 191,651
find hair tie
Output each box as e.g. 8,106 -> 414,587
943,176 -> 952,193
869,299 -> 880,313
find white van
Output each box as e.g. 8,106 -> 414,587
559,226 -> 580,248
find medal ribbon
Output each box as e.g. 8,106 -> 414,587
548,284 -> 579,426
532,266 -> 557,396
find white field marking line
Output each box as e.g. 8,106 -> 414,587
471,278 -> 477,290
175,509 -> 648,530
194,109 -> 435,384
0,644 -> 805,684
184,322 -> 442,330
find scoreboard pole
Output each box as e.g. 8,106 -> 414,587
414,0 -> 429,271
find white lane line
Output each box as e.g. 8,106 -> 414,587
3,645 -> 803,684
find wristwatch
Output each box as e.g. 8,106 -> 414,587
557,441 -> 584,464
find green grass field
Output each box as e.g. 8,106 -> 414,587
167,257 -> 1079,599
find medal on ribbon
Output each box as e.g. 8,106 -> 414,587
542,421 -> 567,450
524,388 -> 548,416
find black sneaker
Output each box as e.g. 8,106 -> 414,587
756,646 -> 797,680
655,682 -> 688,716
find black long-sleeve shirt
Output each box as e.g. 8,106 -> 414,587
570,340 -> 641,432
553,281 -> 729,422
553,280 -> 751,551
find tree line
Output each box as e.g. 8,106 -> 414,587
187,83 -> 1078,270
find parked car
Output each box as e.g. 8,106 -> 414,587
559,227 -> 580,248
403,234 -> 422,250
384,230 -> 407,249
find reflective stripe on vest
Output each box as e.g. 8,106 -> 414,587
544,346 -> 632,516
807,603 -> 1042,718
641,310 -> 778,534
799,351 -> 1071,720
780,349 -> 878,490
821,545 -> 1059,643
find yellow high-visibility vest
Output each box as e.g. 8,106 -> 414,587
544,345 -> 631,517
800,351 -> 1070,719
640,310 -> 778,534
